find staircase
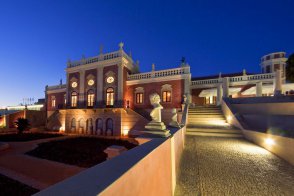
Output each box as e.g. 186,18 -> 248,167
186,105 -> 243,138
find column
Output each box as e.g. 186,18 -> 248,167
217,83 -> 223,106
274,70 -> 282,96
79,70 -> 85,107
222,77 -> 230,98
117,65 -> 124,107
256,81 -> 262,97
184,74 -> 191,104
96,66 -> 103,107
66,73 -> 69,108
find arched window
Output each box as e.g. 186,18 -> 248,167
106,88 -> 114,106
71,118 -> 76,132
87,90 -> 95,107
86,118 -> 93,134
106,118 -> 114,136
95,118 -> 103,135
71,92 -> 78,107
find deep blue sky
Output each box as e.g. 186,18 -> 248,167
0,0 -> 293,107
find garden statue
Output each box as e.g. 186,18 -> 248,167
169,108 -> 180,128
144,93 -> 170,137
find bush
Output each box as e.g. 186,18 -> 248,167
14,118 -> 30,134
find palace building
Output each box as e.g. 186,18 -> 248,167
45,43 -> 291,136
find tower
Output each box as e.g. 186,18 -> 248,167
260,52 -> 287,83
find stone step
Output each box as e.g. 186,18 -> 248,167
189,112 -> 224,115
188,119 -> 227,124
187,124 -> 233,129
186,128 -> 241,134
186,131 -> 243,138
189,110 -> 222,112
188,116 -> 226,119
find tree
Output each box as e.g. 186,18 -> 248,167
14,118 -> 30,134
286,53 -> 294,82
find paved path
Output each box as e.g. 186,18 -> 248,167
0,136 -> 84,190
175,135 -> 294,196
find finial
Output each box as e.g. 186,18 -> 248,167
119,42 -> 124,50
219,72 -> 222,78
67,59 -> 71,67
181,57 -> 186,63
152,63 -> 155,72
136,60 -> 140,66
129,50 -> 132,57
243,69 -> 246,75
99,44 -> 104,54
82,55 -> 86,59
60,79 -> 62,85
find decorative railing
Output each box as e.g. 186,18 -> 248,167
229,73 -> 275,82
68,50 -> 133,68
191,73 -> 275,87
47,84 -> 66,91
127,67 -> 190,80
191,78 -> 221,86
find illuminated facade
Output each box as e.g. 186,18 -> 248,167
46,45 -> 291,135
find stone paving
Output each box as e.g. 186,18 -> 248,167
175,135 -> 294,196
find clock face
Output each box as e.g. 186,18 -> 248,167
88,79 -> 94,86
71,82 -> 78,88
107,76 -> 115,84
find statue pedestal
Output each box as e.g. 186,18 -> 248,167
144,122 -> 170,137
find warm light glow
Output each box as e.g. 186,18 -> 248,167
227,115 -> 232,123
122,126 -> 130,136
265,138 -> 275,146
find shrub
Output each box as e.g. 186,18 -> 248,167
14,118 -> 30,134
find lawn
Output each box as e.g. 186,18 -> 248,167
0,133 -> 63,142
0,174 -> 39,196
26,137 -> 138,168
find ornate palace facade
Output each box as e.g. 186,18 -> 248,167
45,44 -> 290,136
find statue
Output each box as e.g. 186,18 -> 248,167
149,93 -> 163,122
169,108 -> 180,128
144,93 -> 170,137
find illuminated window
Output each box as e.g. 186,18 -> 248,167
51,96 -> 56,108
64,94 -> 67,105
162,91 -> 171,102
71,92 -> 78,107
106,88 -> 114,106
87,90 -> 95,107
136,93 -> 143,104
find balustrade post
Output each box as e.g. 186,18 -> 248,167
256,81 -> 262,97
222,77 -> 230,98
274,70 -> 282,96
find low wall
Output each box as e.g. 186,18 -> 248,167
34,126 -> 186,196
242,130 -> 294,166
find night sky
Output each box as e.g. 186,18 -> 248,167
1,0 -> 293,107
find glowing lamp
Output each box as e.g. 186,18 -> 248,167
265,138 -> 275,146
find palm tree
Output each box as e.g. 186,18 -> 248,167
14,118 -> 30,134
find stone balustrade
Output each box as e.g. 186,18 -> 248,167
191,73 -> 275,87
67,50 -> 133,68
127,67 -> 190,80
47,84 -> 66,91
